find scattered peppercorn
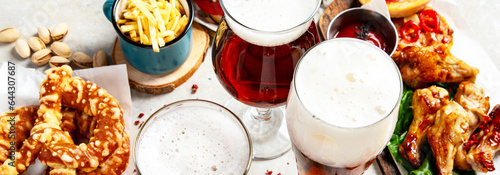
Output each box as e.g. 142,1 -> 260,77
138,113 -> 144,118
355,23 -> 371,41
266,170 -> 273,175
192,84 -> 198,93
134,120 -> 140,125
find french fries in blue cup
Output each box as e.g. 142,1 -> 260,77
103,0 -> 193,75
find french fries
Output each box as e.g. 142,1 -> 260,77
118,0 -> 189,52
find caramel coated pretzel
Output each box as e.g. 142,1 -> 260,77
0,66 -> 129,175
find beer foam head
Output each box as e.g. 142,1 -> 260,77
220,0 -> 320,46
295,38 -> 401,128
287,38 -> 401,167
135,102 -> 250,174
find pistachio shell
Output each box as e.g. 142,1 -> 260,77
28,37 -> 46,52
0,28 -> 20,43
15,39 -> 31,58
31,49 -> 52,66
93,50 -> 108,67
51,23 -> 69,41
72,52 -> 93,68
38,26 -> 52,44
49,56 -> 70,68
51,41 -> 71,58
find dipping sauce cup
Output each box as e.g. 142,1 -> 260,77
103,0 -> 194,75
327,8 -> 398,56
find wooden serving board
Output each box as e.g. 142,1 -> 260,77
318,0 -> 359,39
112,22 -> 210,94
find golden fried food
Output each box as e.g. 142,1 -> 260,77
453,82 -> 490,170
391,7 -> 478,89
118,0 -> 189,52
391,7 -> 454,53
466,105 -> 500,173
394,45 -> 479,89
427,102 -> 470,175
399,86 -> 449,168
399,81 -> 490,174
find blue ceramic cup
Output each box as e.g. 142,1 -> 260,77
103,0 -> 193,75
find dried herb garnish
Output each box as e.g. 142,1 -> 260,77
355,23 -> 371,41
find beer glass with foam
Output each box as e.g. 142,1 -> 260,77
212,0 -> 321,159
134,100 -> 252,174
286,38 -> 403,174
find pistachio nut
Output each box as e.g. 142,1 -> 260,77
49,56 -> 70,68
72,52 -> 93,68
38,26 -> 52,44
0,28 -> 20,43
51,41 -> 71,58
28,37 -> 46,52
31,49 -> 52,66
93,49 -> 108,67
15,39 -> 31,58
51,23 -> 69,41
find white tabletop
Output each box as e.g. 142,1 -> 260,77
0,0 -> 499,174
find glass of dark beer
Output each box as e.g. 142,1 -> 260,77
286,38 -> 403,174
212,0 -> 321,159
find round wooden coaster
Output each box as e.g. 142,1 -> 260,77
112,22 -> 210,94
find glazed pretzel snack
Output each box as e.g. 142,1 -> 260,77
0,106 -> 74,168
46,108 -> 130,175
0,106 -> 38,164
0,106 -> 129,175
0,65 -> 129,174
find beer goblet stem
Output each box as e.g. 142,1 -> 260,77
241,106 -> 288,159
252,108 -> 272,121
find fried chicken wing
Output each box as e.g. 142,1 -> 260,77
454,82 -> 490,129
393,45 -> 479,89
452,81 -> 490,170
399,86 -> 449,168
428,102 -> 470,175
466,105 -> 500,173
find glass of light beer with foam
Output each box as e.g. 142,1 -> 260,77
286,38 -> 403,174
134,99 -> 252,174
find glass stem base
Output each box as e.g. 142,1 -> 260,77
224,99 -> 291,160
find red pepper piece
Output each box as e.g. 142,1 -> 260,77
401,20 -> 421,43
419,9 -> 441,33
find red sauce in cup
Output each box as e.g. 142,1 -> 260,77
334,22 -> 388,53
